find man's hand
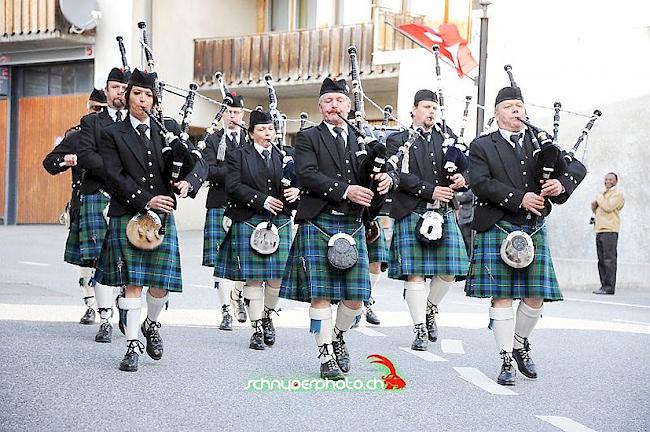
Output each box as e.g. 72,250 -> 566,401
591,200 -> 598,212
147,195 -> 175,214
540,179 -> 563,197
433,186 -> 455,203
346,185 -> 374,207
64,154 -> 77,166
174,180 -> 192,198
449,173 -> 466,190
264,197 -> 284,215
372,172 -> 393,195
283,187 -> 300,203
521,192 -> 545,216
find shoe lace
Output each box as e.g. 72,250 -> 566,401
318,345 -> 338,370
332,329 -> 347,356
252,319 -> 264,334
221,304 -> 231,315
263,306 -> 280,320
413,323 -> 428,339
143,318 -> 162,341
100,321 -> 111,331
514,334 -> 532,361
500,350 -> 514,369
126,339 -> 145,355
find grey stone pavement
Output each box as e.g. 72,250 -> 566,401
0,225 -> 649,432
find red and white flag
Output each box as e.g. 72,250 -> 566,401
396,22 -> 478,77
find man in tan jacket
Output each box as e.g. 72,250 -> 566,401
591,172 -> 625,295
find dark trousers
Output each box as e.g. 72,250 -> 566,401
596,232 -> 618,293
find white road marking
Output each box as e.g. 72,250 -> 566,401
453,367 -> 517,395
17,261 -> 50,267
189,284 -> 212,289
354,327 -> 387,337
565,297 -> 650,309
399,347 -> 447,362
536,415 -> 598,432
613,319 -> 650,326
441,339 -> 465,354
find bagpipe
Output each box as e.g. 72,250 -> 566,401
137,21 -> 165,122
431,46 -> 469,186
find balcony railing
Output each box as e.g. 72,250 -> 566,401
193,7 -> 423,88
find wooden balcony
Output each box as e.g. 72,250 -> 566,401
0,0 -> 94,50
193,7 -> 423,92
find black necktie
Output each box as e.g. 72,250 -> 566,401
510,133 -> 523,158
136,123 -> 151,147
230,132 -> 237,144
262,149 -> 271,170
115,110 -> 122,122
333,126 -> 346,158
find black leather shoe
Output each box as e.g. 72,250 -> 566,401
95,321 -> 112,343
141,319 -> 163,360
332,329 -> 351,373
512,338 -> 537,379
219,306 -> 233,331
119,340 -> 144,372
232,291 -> 247,323
318,344 -> 344,380
497,351 -> 516,386
365,306 -> 381,325
79,307 -> 96,325
261,317 -> 276,346
249,320 -> 265,350
593,288 -> 614,295
411,323 -> 428,351
426,302 -> 439,342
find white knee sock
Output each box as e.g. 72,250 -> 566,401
94,283 -> 114,322
310,306 -> 333,363
214,277 -> 232,309
243,284 -> 264,322
370,272 -> 381,290
78,267 -> 96,309
428,276 -> 453,307
404,281 -> 427,325
334,302 -> 362,338
233,281 -> 244,296
146,290 -> 169,323
489,306 -> 515,353
119,296 -> 142,341
264,283 -> 281,313
514,302 -> 543,349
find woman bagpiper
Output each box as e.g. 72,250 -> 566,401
95,69 -> 202,371
214,110 -> 299,350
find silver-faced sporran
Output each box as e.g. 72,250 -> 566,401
500,230 -> 534,268
327,233 -> 358,270
250,222 -> 280,255
126,210 -> 164,250
415,210 -> 444,244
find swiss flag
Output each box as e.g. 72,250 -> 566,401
396,22 -> 478,77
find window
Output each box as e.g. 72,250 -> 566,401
21,61 -> 94,97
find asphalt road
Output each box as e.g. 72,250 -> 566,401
1,225 -> 648,432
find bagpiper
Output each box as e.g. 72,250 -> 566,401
280,78 -> 394,379
94,69 -> 205,372
201,92 -> 249,330
42,88 -> 107,325
386,89 -> 470,351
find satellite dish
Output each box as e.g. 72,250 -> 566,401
59,0 -> 100,32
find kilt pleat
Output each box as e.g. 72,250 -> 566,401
214,213 -> 292,281
202,207 -> 227,267
95,214 -> 183,292
63,219 -> 82,266
280,213 -> 371,303
464,220 -> 562,301
78,193 -> 109,264
388,205 -> 469,281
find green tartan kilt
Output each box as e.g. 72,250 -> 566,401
202,207 -> 227,267
95,213 -> 183,292
214,213 -> 292,281
78,193 -> 109,264
280,213 -> 371,303
367,220 -> 389,271
388,205 -> 469,281
63,219 -> 82,266
464,220 -> 562,301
